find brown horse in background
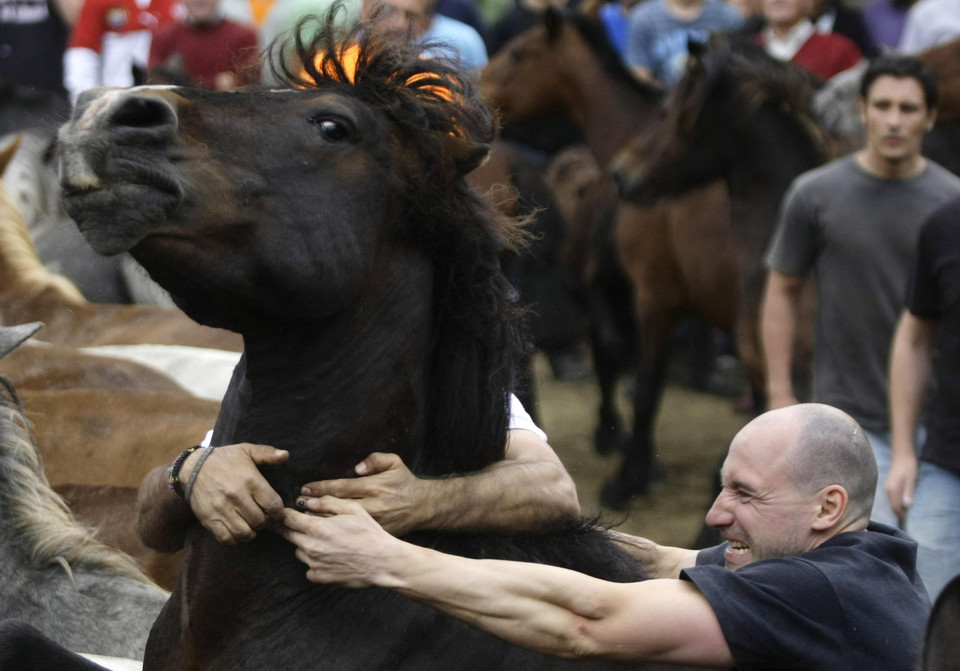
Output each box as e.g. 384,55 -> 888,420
483,8 -> 762,506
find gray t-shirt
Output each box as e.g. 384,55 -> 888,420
765,156 -> 960,431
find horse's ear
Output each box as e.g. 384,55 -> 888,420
544,7 -> 563,42
444,134 -> 490,176
0,133 -> 22,177
131,63 -> 147,86
0,322 -> 43,361
687,36 -> 708,62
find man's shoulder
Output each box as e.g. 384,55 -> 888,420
922,159 -> 960,191
701,0 -> 744,24
788,155 -> 858,194
630,0 -> 669,24
429,14 -> 484,43
218,17 -> 258,42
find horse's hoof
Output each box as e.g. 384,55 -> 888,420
599,476 -> 647,510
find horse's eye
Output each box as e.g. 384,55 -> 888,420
312,117 -> 350,142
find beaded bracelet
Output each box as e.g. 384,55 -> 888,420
167,445 -> 200,500
184,445 -> 215,504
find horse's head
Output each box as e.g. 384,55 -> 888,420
59,13 -> 499,334
612,35 -> 822,203
481,9 -> 650,125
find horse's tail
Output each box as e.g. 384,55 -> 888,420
0,136 -> 87,311
0,375 -> 156,585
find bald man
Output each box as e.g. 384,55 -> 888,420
279,404 -> 931,670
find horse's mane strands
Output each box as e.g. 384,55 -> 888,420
269,6 -> 494,144
0,377 -> 154,584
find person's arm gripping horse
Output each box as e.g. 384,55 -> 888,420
296,427 -> 580,535
137,405 -> 581,548
279,497 -> 733,667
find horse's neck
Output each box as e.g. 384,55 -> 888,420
726,106 -> 824,254
727,105 -> 823,195
560,37 -> 659,167
214,259 -> 434,500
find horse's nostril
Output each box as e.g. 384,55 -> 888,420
109,96 -> 177,134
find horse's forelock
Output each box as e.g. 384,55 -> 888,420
272,9 -> 494,146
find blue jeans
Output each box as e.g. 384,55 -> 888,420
863,429 -> 904,529
906,460 -> 960,600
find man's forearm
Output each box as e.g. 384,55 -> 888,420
889,313 -> 936,456
416,458 -> 580,533
136,463 -> 193,552
760,274 -> 801,405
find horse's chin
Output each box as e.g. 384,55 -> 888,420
64,186 -> 180,256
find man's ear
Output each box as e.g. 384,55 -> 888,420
926,108 -> 938,132
812,485 -> 848,530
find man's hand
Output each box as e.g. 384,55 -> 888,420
279,498 -> 401,588
298,453 -> 427,536
184,443 -> 288,544
885,450 -> 919,520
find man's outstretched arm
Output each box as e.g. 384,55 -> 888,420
279,498 -> 732,667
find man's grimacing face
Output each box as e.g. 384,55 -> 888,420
704,415 -> 822,571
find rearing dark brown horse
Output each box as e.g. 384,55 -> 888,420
57,14 -> 668,671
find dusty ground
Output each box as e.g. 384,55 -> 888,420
528,354 -> 751,548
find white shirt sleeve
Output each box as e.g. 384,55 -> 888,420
508,393 -> 547,441
64,46 -> 102,103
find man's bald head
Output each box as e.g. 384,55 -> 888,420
766,404 -> 877,525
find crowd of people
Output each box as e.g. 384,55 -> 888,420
1,0 -> 960,666
2,0 -> 958,101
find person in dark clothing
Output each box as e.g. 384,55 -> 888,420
888,194 -> 960,600
279,402 -> 932,669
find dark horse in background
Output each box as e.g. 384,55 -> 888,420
56,13 -> 690,671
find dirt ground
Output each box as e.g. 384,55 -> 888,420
528,353 -> 752,548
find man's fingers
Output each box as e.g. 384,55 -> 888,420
251,482 -> 286,524
244,444 -> 289,466
303,477 -> 365,499
285,497 -> 363,529
355,452 -> 400,476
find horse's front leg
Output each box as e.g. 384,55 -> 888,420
599,312 -> 674,509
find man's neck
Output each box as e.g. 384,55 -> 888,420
855,150 -> 928,180
769,17 -> 808,40
666,0 -> 707,21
